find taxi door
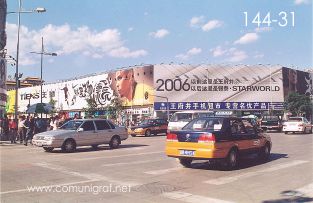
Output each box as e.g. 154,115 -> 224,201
230,119 -> 251,153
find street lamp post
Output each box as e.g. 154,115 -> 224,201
7,0 -> 46,123
30,37 -> 57,118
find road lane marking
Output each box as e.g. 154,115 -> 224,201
162,191 -> 234,203
144,167 -> 182,175
296,182 -> 313,196
74,151 -> 164,161
101,158 -> 168,167
204,160 -> 309,185
0,179 -> 98,195
33,162 -> 141,187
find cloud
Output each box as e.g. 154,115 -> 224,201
128,27 -> 134,32
201,20 -> 223,31
210,46 -> 227,57
176,47 -> 202,60
294,0 -> 310,4
228,48 -> 247,62
254,53 -> 264,59
6,23 -> 147,66
189,16 -> 205,27
234,33 -> 259,44
109,47 -> 147,58
210,45 -> 247,62
149,29 -> 170,39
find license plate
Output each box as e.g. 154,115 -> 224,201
36,141 -> 43,147
179,150 -> 195,156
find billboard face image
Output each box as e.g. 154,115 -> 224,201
109,65 -> 154,107
154,64 -> 284,111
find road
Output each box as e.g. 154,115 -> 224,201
1,132 -> 312,203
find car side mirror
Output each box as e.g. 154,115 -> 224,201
77,128 -> 84,132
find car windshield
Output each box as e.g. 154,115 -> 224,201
263,116 -> 279,121
288,118 -> 302,122
140,119 -> 155,125
60,120 -> 84,130
170,113 -> 193,122
197,112 -> 214,118
183,118 -> 223,131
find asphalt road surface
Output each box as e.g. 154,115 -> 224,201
1,132 -> 312,203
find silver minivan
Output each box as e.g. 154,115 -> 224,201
32,119 -> 128,152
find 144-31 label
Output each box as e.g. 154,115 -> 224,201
243,12 -> 295,27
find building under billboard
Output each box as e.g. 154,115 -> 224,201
0,0 -> 7,118
5,64 -> 313,123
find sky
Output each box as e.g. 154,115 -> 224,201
5,0 -> 313,83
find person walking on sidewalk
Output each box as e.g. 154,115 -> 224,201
9,118 -> 17,144
17,116 -> 27,144
1,115 -> 9,141
24,116 -> 32,146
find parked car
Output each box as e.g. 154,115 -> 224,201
167,111 -> 214,131
32,119 -> 128,152
260,115 -> 283,132
283,117 -> 313,134
128,118 -> 168,137
166,117 -> 272,170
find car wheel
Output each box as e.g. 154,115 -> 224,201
303,128 -> 307,134
131,134 -> 136,137
109,136 -> 120,149
91,144 -> 98,150
62,139 -> 76,153
179,158 -> 192,168
225,149 -> 238,170
284,132 -> 288,134
145,129 -> 151,137
43,147 -> 54,152
258,143 -> 271,161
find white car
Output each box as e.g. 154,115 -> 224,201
283,117 -> 313,134
32,119 -> 128,152
167,111 -> 214,131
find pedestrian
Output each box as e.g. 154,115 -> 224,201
1,115 -> 9,140
24,116 -> 34,146
50,116 -> 60,130
17,116 -> 27,144
9,118 -> 17,144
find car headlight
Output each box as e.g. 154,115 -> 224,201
44,137 -> 55,141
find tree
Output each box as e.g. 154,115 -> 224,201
49,96 -> 57,116
83,96 -> 97,117
104,92 -> 124,121
285,92 -> 312,118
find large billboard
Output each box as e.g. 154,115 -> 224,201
154,64 -> 285,111
15,65 -> 155,113
282,67 -> 313,98
109,65 -> 154,107
18,73 -> 113,112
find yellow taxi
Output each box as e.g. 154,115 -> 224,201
166,117 -> 271,170
128,118 -> 168,137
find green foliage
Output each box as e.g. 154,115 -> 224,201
83,96 -> 97,117
83,93 -> 124,120
49,97 -> 57,116
103,92 -> 124,120
285,92 -> 312,117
